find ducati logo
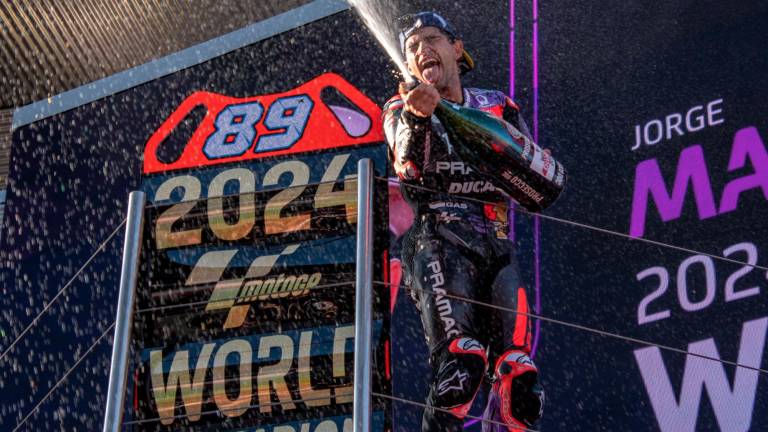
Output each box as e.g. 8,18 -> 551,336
448,180 -> 497,194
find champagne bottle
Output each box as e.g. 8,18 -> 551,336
433,99 -> 566,212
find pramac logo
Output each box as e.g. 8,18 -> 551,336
143,73 -> 383,174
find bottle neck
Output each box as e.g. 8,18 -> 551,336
436,97 -> 464,114
441,86 -> 464,105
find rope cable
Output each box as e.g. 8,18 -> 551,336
133,280 -> 356,314
12,322 -> 115,432
372,392 -> 540,432
375,280 -> 768,375
0,220 -> 126,363
121,394 -> 355,426
377,176 -> 768,272
145,177 -> 362,209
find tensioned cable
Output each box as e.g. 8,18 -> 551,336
372,392 -> 539,432
377,176 -> 768,272
122,284 -> 768,426
0,219 -> 126,363
12,322 -> 115,432
121,394 -> 355,426
121,383 -> 535,430
375,280 -> 768,375
21,260 -> 752,428
133,280 -> 356,314
145,176 -> 361,208
146,272 -> 358,292
127,344 -> 358,387
143,232 -> 359,294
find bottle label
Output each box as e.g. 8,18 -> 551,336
554,163 -> 566,187
530,146 -> 556,181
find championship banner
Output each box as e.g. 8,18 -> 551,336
129,73 -> 390,430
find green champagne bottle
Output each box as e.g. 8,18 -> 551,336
433,99 -> 566,212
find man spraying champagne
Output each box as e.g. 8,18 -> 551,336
383,11 -> 556,432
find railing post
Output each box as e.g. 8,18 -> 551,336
353,158 -> 374,432
103,191 -> 146,432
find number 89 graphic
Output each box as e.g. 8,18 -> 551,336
203,94 -> 313,159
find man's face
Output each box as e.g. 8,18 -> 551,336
404,26 -> 463,88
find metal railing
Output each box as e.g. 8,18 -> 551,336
102,191 -> 146,432
353,158 -> 374,432
97,161 -> 378,432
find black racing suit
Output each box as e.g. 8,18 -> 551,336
383,87 -> 542,431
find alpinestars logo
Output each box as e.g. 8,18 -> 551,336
187,244 -> 321,329
437,366 -> 469,396
504,351 -> 535,368
455,338 -> 484,352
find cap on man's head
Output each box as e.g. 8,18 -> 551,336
397,11 -> 474,75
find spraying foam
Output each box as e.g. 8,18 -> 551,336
347,0 -> 414,82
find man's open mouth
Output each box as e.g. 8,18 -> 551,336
421,59 -> 441,82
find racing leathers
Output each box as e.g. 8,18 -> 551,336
383,87 -> 544,432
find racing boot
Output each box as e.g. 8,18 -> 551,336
482,350 -> 544,432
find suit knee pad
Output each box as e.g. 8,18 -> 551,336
429,337 -> 488,419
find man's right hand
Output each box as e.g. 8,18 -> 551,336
399,82 -> 440,118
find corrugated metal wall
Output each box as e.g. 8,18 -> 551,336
0,108 -> 9,188
0,0 -> 311,109
0,108 -> 11,222
0,0 -> 315,193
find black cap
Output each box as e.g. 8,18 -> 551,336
397,11 -> 475,75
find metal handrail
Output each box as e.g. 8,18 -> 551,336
353,158 -> 374,432
103,191 -> 146,432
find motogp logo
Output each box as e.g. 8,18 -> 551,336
143,73 -> 383,174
